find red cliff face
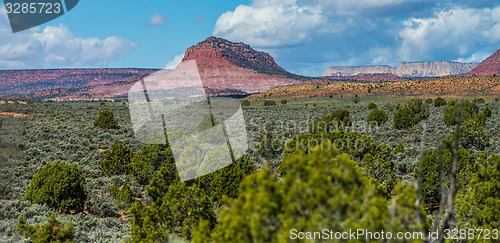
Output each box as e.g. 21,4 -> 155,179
180,37 -> 310,93
468,49 -> 500,76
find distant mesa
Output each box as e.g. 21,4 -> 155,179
323,61 -> 478,78
467,49 -> 500,76
180,36 -> 315,93
1,37 -> 498,101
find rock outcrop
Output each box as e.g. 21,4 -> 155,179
323,61 -> 477,78
180,37 -> 311,93
467,49 -> 500,76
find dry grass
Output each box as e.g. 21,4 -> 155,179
248,76 -> 500,99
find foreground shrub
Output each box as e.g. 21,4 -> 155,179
99,140 -> 134,176
241,100 -> 250,107
367,102 -> 377,109
456,154 -> 499,231
25,162 -> 87,212
367,108 -> 388,125
94,110 -> 118,129
443,99 -> 478,126
393,99 -> 429,129
309,109 -> 352,133
434,97 -> 446,107
263,100 -> 276,106
16,214 -> 75,243
194,146 -> 427,242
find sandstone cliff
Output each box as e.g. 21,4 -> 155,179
467,49 -> 500,76
323,61 -> 477,78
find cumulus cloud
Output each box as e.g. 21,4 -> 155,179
164,53 -> 184,69
0,19 -> 137,69
211,0 -> 499,76
148,14 -> 168,26
214,0 -> 325,47
398,6 -> 500,61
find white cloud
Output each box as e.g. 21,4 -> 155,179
0,11 -> 137,69
213,0 -> 325,47
164,53 -> 184,69
149,14 -> 167,26
398,6 -> 500,61
454,52 -> 491,63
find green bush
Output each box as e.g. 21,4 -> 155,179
393,107 -> 414,129
367,103 -> 377,110
94,110 -> 118,129
483,106 -> 492,118
130,144 -> 175,185
116,182 -> 135,205
456,154 -> 499,231
99,140 -> 134,176
367,108 -> 388,125
16,214 -> 75,243
393,142 -> 405,154
25,162 -> 88,212
309,109 -> 352,133
443,99 -> 478,126
109,180 -> 120,199
241,100 -> 250,107
263,100 -> 276,106
393,99 -> 429,129
472,97 -> 485,104
258,134 -> 284,159
459,117 -> 490,150
434,97 -> 446,107
417,143 -> 474,207
425,98 -> 433,104
353,94 -> 360,104
280,100 -> 288,105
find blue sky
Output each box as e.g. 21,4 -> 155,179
1,0 -> 499,76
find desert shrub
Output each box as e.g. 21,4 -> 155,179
456,154 -> 499,231
483,106 -> 492,118
393,142 -> 405,154
459,117 -> 490,150
417,145 -> 474,207
85,193 -> 119,218
241,100 -> 250,107
99,140 -> 134,176
24,162 -> 88,212
443,99 -> 478,126
393,99 -> 429,129
353,94 -> 360,104
309,109 -> 352,133
94,110 -> 118,129
195,147 -> 425,242
367,103 -> 377,110
367,108 -> 388,125
258,134 -> 284,159
280,100 -> 287,105
472,97 -> 485,104
16,214 -> 75,242
130,144 -> 175,185
263,100 -> 276,106
393,107 -> 414,129
109,180 -> 120,199
116,182 -> 135,206
130,181 -> 214,241
434,97 -> 446,107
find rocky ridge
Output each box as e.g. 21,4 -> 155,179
323,61 -> 477,78
467,49 -> 500,76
